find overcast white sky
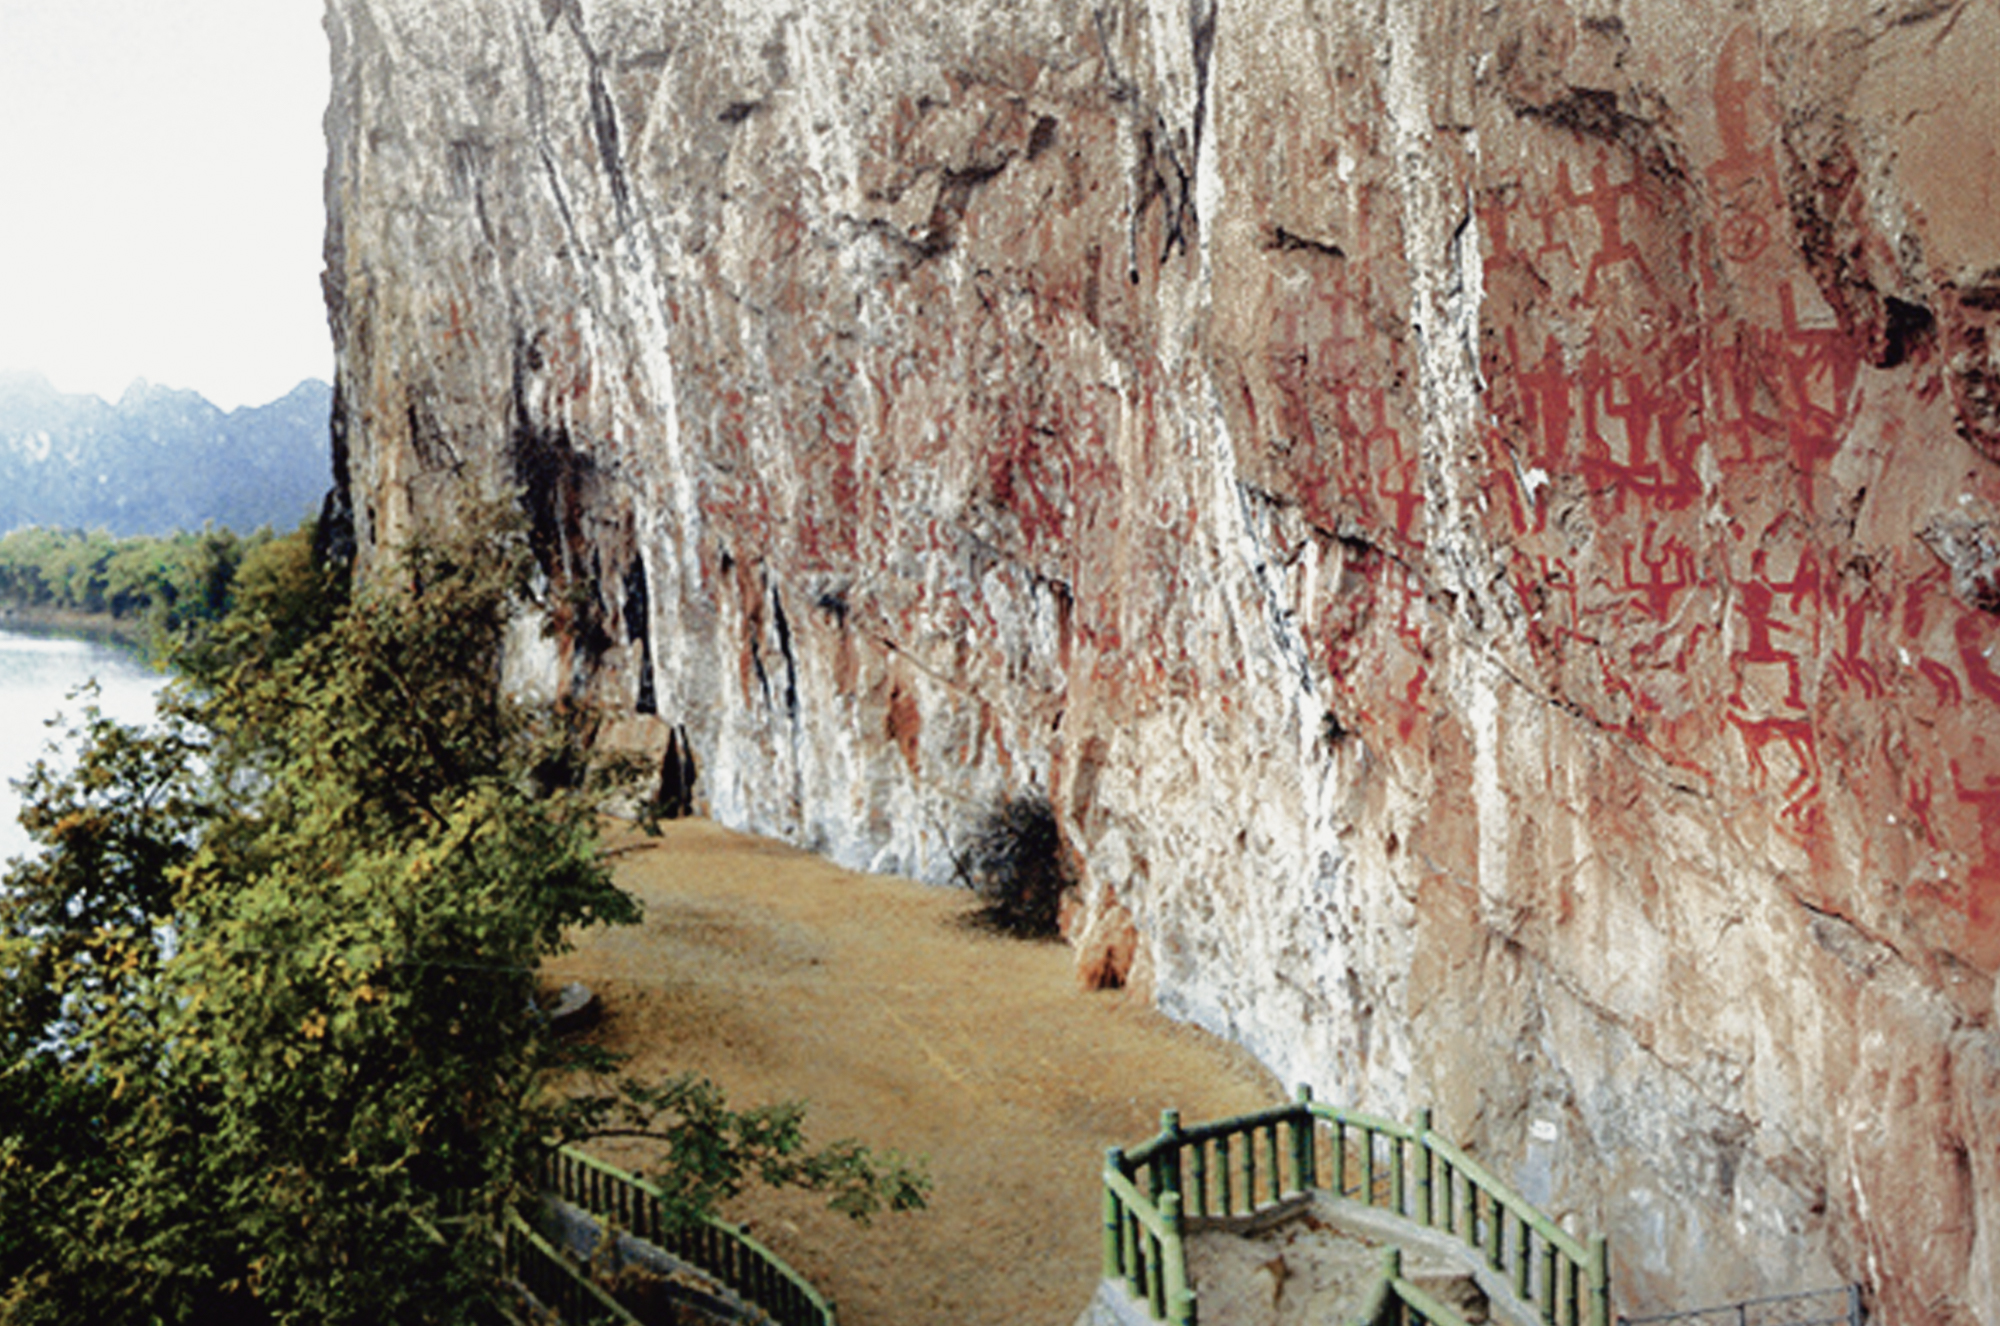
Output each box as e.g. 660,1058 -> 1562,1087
0,0 -> 329,410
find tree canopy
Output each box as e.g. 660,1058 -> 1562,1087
0,512 -> 923,1325
0,523 -> 265,655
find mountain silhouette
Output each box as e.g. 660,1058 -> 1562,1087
0,373 -> 332,535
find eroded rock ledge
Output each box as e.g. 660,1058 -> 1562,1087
323,1 -> 2000,1318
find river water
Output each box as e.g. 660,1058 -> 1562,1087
0,628 -> 164,864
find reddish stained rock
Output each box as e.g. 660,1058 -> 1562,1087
325,1 -> 2000,1319
1066,891 -> 1130,989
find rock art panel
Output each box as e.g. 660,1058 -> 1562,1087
324,1 -> 1999,1319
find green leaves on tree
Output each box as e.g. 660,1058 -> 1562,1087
0,506 -> 924,1326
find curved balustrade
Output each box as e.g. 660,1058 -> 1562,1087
501,1208 -> 647,1326
1101,1087 -> 1613,1326
541,1145 -> 837,1326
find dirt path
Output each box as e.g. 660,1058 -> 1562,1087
543,818 -> 1281,1326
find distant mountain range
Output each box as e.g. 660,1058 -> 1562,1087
0,373 -> 332,536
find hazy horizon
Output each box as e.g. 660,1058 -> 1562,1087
0,367 -> 330,413
0,1 -> 330,412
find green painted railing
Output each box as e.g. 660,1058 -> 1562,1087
500,1208 -> 646,1326
1102,1157 -> 1196,1323
1102,1088 -> 1612,1326
1358,1246 -> 1491,1326
542,1145 -> 837,1326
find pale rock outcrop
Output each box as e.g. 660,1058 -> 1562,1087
323,1 -> 2000,1318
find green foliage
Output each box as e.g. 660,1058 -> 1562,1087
0,523 -> 283,658
561,1076 -> 930,1231
0,701 -> 209,1056
173,523 -> 346,689
0,508 -> 923,1325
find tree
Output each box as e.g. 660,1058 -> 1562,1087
0,509 -> 923,1326
0,523 -> 266,659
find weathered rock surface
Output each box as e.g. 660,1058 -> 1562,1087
322,1 -> 2000,1318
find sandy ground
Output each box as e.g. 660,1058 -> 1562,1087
543,817 -> 1282,1326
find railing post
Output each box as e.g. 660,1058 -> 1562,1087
1161,1190 -> 1189,1325
1332,1116 -> 1348,1198
1124,1207 -> 1143,1298
1237,1128 -> 1254,1217
1208,1137 -> 1223,1217
1147,1194 -> 1174,1320
1390,1127 -> 1406,1215
1515,1213 -> 1533,1301
1102,1148 -> 1124,1280
1159,1109 -> 1184,1203
1589,1233 -> 1611,1326
1293,1084 -> 1317,1194
1414,1106 -> 1434,1227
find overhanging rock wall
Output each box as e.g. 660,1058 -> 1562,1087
323,1 -> 2000,1317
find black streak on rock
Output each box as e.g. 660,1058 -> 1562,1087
770,582 -> 800,723
316,377 -> 358,571
511,330 -> 614,660
1880,297 -> 1936,369
624,556 -> 656,713
1027,115 -> 1060,160
658,723 -> 698,819
1268,226 -> 1346,261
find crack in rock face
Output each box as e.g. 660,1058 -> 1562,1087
323,1 -> 2000,1319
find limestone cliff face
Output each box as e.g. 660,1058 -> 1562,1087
323,1 -> 1999,1317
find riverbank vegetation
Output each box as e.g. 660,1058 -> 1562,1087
0,509 -> 923,1325
0,523 -> 275,655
